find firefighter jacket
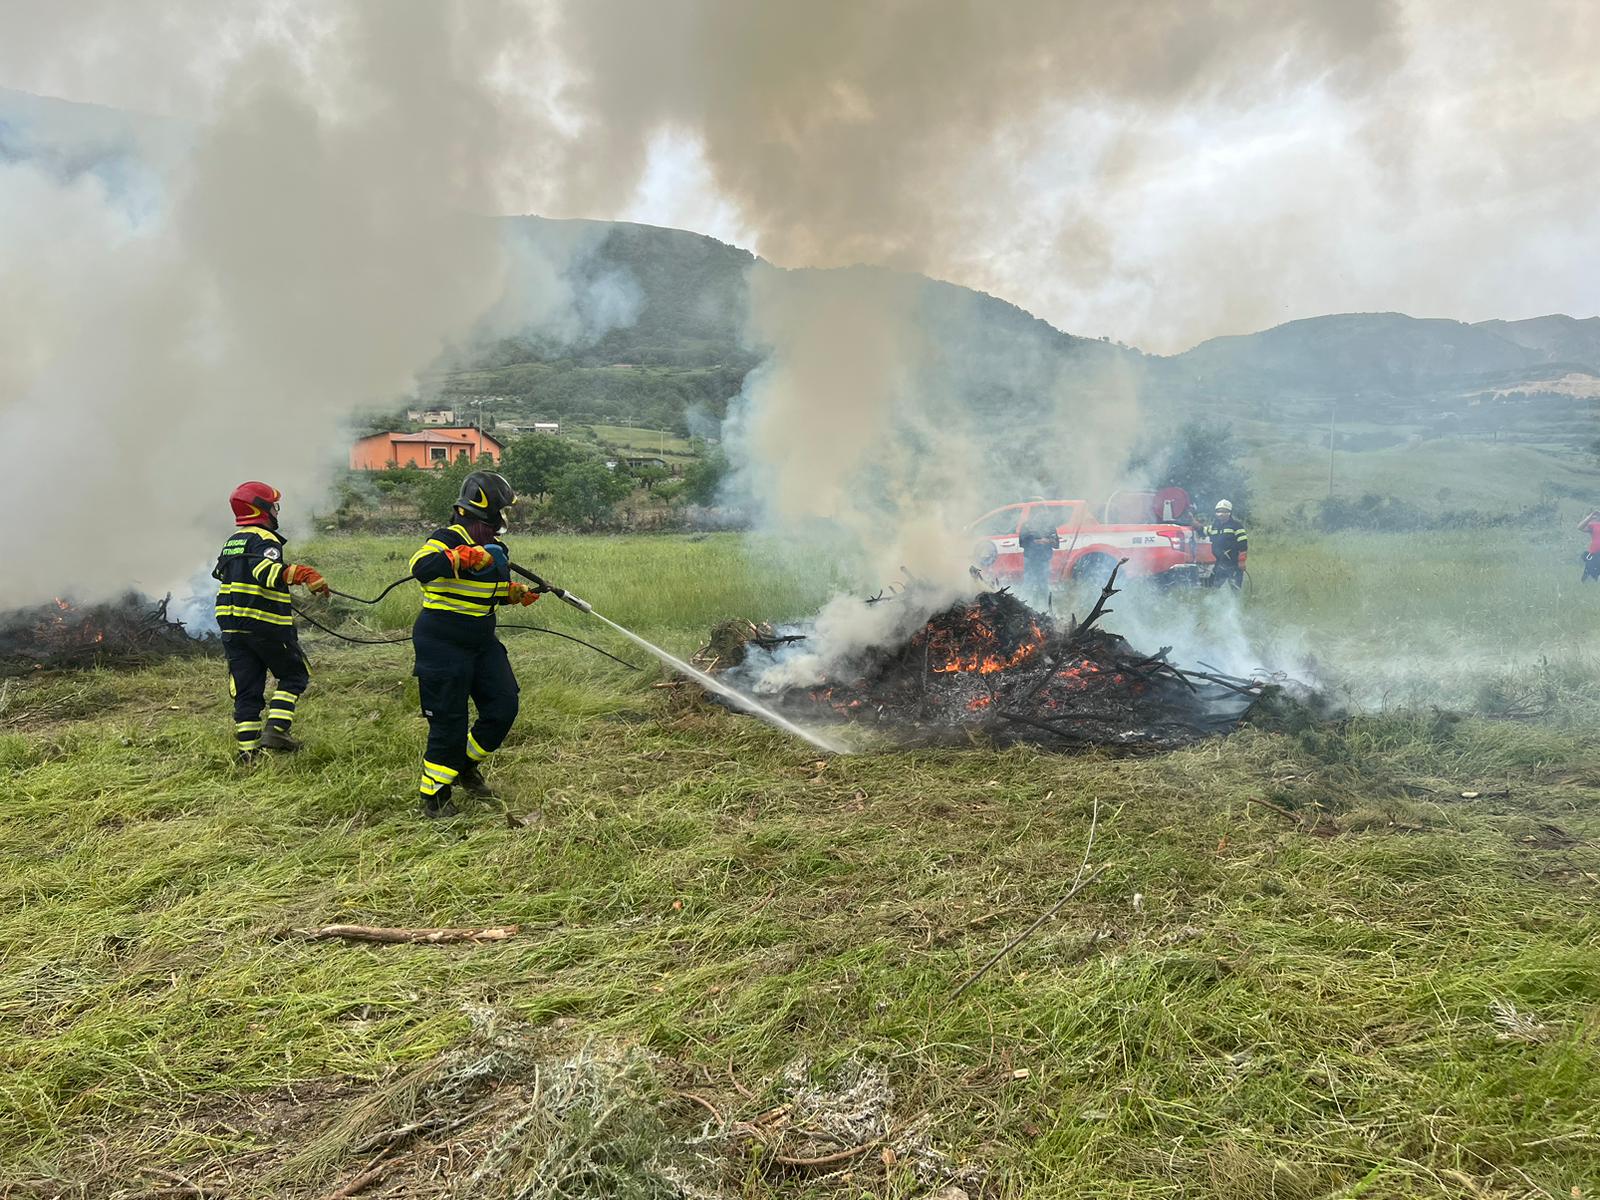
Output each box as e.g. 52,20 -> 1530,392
213,527 -> 295,636
409,524 -> 511,620
1206,516 -> 1248,565
1018,510 -> 1062,556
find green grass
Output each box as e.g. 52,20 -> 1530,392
3,530 -> 1599,1198
1249,438 -> 1599,524
589,423 -> 700,459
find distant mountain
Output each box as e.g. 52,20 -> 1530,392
1472,315 -> 1600,368
1163,311 -> 1594,398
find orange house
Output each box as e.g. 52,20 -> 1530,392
350,427 -> 505,470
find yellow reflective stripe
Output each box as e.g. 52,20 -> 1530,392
422,760 -> 459,782
235,721 -> 265,732
270,690 -> 298,703
250,559 -> 285,587
467,734 -> 489,762
427,579 -> 502,596
421,597 -> 494,616
219,582 -> 290,601
217,606 -> 295,625
409,537 -> 455,570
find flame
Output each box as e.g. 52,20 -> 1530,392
927,612 -> 1045,675
966,695 -> 993,711
53,597 -> 71,612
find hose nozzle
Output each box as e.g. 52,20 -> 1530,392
509,561 -> 592,614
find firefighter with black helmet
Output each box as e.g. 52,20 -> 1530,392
408,470 -> 540,818
213,482 -> 331,764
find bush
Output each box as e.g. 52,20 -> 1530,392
1290,492 -> 1559,533
548,462 -> 634,529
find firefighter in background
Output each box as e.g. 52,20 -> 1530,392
1018,498 -> 1061,610
408,471 -> 541,818
1205,499 -> 1248,589
214,482 -> 330,764
1579,510 -> 1600,582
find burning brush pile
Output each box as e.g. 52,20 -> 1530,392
705,567 -> 1268,750
0,593 -> 214,677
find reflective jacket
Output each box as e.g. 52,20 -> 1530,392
213,527 -> 294,636
1206,516 -> 1248,565
409,524 -> 511,619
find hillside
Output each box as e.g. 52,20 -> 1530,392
433,216 -> 1134,433
4,86 -> 1595,450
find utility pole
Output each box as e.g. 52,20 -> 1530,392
1327,400 -> 1337,499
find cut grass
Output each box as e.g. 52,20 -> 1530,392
2,531 -> 1598,1198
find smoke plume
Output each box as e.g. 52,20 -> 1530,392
0,2 -> 536,606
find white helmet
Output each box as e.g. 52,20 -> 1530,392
1214,499 -> 1233,512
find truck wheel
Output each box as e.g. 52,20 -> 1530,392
1071,553 -> 1117,589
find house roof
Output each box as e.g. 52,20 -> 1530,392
377,427 -> 504,448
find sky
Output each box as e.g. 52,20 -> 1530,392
0,0 -> 1595,353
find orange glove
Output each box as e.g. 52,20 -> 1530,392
285,564 -> 330,596
505,581 -> 541,607
445,544 -> 492,574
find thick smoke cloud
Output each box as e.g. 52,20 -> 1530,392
550,0 -> 1598,351
0,2 -> 541,606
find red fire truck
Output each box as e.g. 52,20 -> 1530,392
968,488 -> 1212,587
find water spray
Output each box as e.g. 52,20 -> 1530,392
510,562 -> 846,755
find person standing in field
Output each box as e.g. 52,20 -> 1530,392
1205,499 -> 1248,589
1018,498 -> 1061,610
1579,510 -> 1600,582
407,471 -> 541,818
213,482 -> 331,765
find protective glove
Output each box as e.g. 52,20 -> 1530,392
285,564 -> 330,596
505,581 -> 541,607
445,544 -> 492,574
1236,552 -> 1247,568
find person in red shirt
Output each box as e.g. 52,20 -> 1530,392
1579,510 -> 1600,582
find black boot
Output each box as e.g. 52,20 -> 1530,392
457,763 -> 496,799
235,749 -> 260,769
260,727 -> 302,752
422,786 -> 458,819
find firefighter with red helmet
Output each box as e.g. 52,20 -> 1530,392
213,482 -> 331,764
407,471 -> 540,818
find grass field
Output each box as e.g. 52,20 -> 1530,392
3,529 -> 1599,1199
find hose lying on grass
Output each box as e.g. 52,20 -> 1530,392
290,603 -> 643,671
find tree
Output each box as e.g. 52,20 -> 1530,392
632,465 -> 671,491
680,448 -> 729,507
500,435 -> 594,500
417,454 -> 496,519
548,462 -> 633,529
1127,422 -> 1252,514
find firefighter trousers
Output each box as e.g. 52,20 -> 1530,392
223,632 -> 310,752
1022,550 -> 1053,609
412,620 -> 520,797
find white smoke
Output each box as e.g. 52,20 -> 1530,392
0,3 -> 540,607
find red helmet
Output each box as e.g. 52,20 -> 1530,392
230,481 -> 281,528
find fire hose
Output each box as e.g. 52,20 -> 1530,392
287,563 -> 639,670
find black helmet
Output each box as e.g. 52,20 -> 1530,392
455,471 -> 516,530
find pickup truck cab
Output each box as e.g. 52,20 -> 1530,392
968,498 -> 1204,587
